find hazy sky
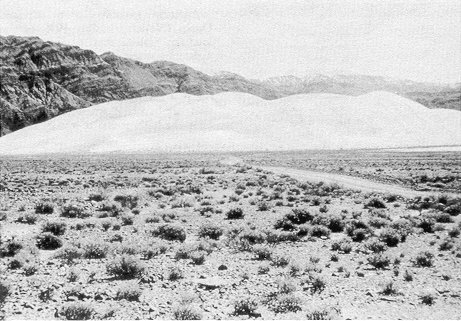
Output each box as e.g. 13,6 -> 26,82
0,0 -> 460,83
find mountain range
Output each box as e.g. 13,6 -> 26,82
0,35 -> 459,134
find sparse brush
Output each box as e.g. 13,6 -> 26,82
60,302 -> 95,320
35,201 -> 55,214
151,224 -> 186,242
172,304 -> 202,320
226,207 -> 244,219
36,233 -> 62,250
413,251 -> 434,267
277,277 -> 297,294
54,245 -> 83,264
81,240 -> 109,259
42,221 -> 67,236
167,266 -> 184,281
61,203 -> 90,219
367,253 -> 390,269
271,293 -> 302,314
379,281 -> 398,295
115,281 -> 142,301
252,244 -> 272,260
233,296 -> 258,315
197,223 -> 223,240
106,255 -> 145,279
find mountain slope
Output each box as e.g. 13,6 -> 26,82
0,91 -> 459,155
0,35 -> 280,134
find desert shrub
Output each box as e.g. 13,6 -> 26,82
365,238 -> 387,253
167,266 -> 184,281
417,216 -> 436,233
439,238 -> 454,251
252,244 -> 272,260
115,281 -> 142,301
448,227 -> 460,238
403,270 -> 413,281
257,201 -> 271,211
420,292 -> 436,305
120,214 -> 134,226
390,219 -> 413,240
384,194 -> 398,203
345,219 -> 370,242
310,275 -> 327,293
277,277 -> 297,294
272,294 -> 302,314
0,281 -> 10,306
433,212 -> 454,223
365,198 -> 386,209
350,228 -> 368,242
413,251 -> 434,267
305,305 -> 341,320
36,233 -> 62,250
99,201 -> 124,217
16,213 -> 38,224
226,207 -> 244,219
379,281 -> 398,295
172,304 -> 202,320
271,254 -> 291,267
142,241 -> 169,259
88,192 -> 106,202
54,245 -> 83,264
106,255 -> 145,279
0,240 -> 24,257
190,250 -> 206,265
67,268 -> 80,282
152,224 -> 186,242
233,296 -> 258,315
61,302 -> 95,320
369,217 -> 389,229
258,262 -> 270,274
310,225 -> 331,238
114,194 -> 139,209
61,204 -> 90,219
198,223 -> 223,240
379,228 -> 401,247
23,263 -> 38,276
35,201 -> 54,214
331,238 -> 351,253
42,221 -> 67,236
227,226 -> 266,250
81,240 -> 109,259
367,254 -> 390,269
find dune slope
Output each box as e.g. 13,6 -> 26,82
0,91 -> 459,154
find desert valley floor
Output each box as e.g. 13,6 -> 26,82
0,150 -> 460,320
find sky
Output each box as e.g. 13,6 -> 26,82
0,0 -> 460,83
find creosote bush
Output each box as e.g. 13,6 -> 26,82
61,302 -> 95,320
35,201 -> 54,214
106,255 -> 145,279
226,207 -> 244,219
172,304 -> 203,320
152,224 -> 186,242
36,233 -> 62,250
198,223 -> 223,240
414,251 -> 434,267
115,281 -> 142,301
61,203 -> 90,219
233,296 -> 258,315
42,221 -> 67,236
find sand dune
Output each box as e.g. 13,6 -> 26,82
0,91 -> 459,155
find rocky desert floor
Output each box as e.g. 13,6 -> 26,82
0,152 -> 460,320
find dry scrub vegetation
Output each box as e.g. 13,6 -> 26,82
0,153 -> 460,319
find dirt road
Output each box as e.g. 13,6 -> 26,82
260,166 -> 459,198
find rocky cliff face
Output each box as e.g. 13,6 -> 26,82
0,35 -> 459,135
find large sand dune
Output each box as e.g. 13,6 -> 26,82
0,91 -> 459,155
